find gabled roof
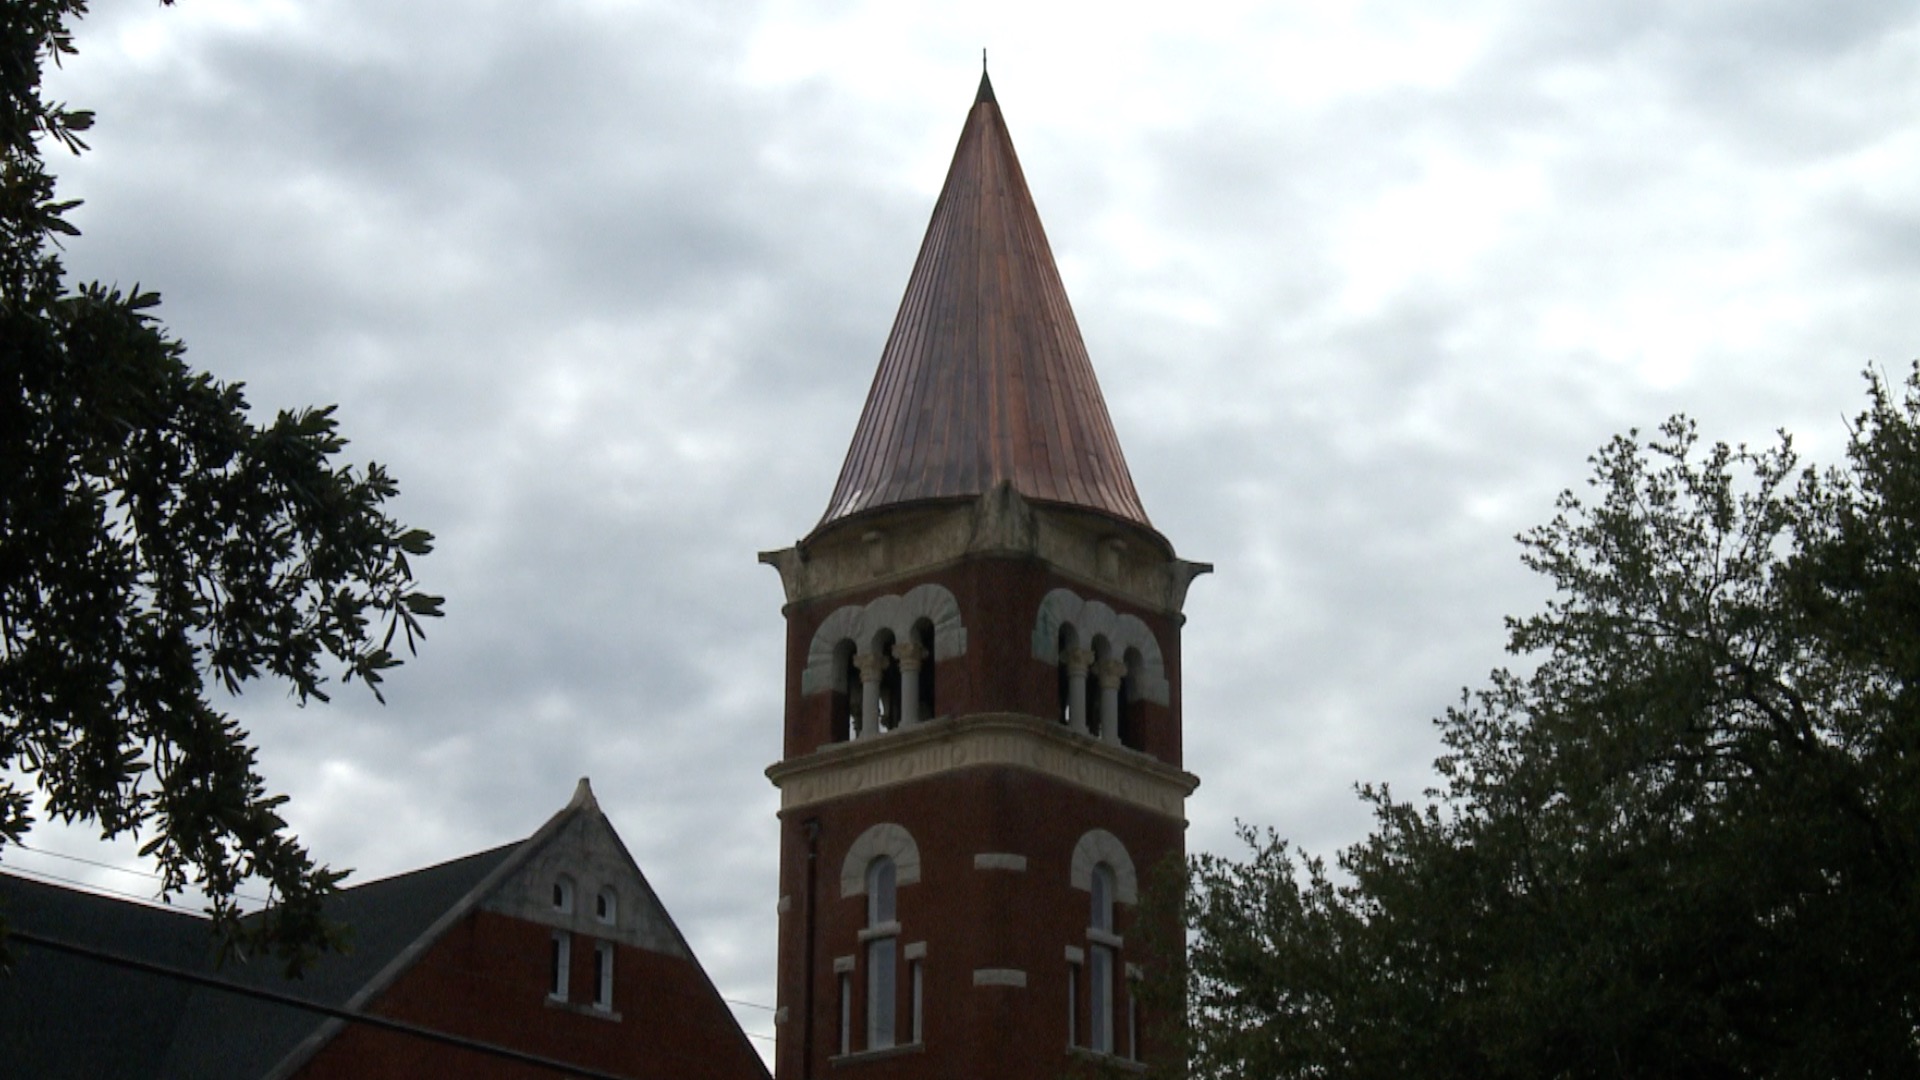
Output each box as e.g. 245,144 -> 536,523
0,779 -> 768,1080
815,72 -> 1152,536
0,844 -> 516,1079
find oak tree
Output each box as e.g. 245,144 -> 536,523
1,1 -> 441,971
1170,367 -> 1920,1078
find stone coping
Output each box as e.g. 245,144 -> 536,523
766,713 -> 1198,820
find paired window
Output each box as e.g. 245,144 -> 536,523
548,876 -> 620,1013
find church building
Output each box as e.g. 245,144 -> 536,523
0,72 -> 1204,1080
759,71 -> 1207,1078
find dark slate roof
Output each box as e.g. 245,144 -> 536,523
0,875 -> 212,1080
0,844 -> 515,1080
814,72 -> 1152,536
161,844 -> 520,1079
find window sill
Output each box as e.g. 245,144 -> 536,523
1067,1047 -> 1146,1073
830,1042 -> 925,1067
544,997 -> 623,1023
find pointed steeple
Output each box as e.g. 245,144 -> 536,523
814,79 -> 1151,536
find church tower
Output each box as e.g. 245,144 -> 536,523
761,72 -> 1207,1080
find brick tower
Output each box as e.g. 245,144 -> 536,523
761,71 -> 1207,1080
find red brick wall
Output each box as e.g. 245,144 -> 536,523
773,768 -> 1184,1080
297,910 -> 765,1080
781,554 -> 1185,768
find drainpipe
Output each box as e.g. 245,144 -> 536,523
801,818 -> 821,1080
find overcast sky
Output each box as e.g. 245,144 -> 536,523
19,0 -> 1920,1053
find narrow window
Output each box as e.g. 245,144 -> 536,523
596,887 -> 617,925
593,941 -> 615,1011
866,856 -> 899,1049
1089,863 -> 1117,1053
909,958 -> 924,1044
834,641 -> 858,743
1067,960 -> 1081,1047
1090,945 -> 1114,1052
875,632 -> 901,733
838,973 -> 852,1055
549,931 -> 571,1000
553,876 -> 575,914
1127,986 -> 1140,1060
915,622 -> 936,721
1091,863 -> 1115,932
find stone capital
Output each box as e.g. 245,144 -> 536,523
891,640 -> 930,669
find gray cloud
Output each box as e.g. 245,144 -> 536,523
19,0 -> 1920,1051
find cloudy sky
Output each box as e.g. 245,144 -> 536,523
19,0 -> 1920,1052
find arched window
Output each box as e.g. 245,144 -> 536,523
1071,831 -> 1139,1060
1088,862 -> 1117,1053
1058,625 -> 1091,735
894,619 -> 935,725
865,856 -> 899,1050
872,630 -> 900,734
832,640 -> 858,743
596,886 -> 617,926
1119,646 -> 1145,750
1090,863 -> 1115,933
552,875 -> 575,914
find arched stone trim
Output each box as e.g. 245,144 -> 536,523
1031,589 -> 1170,705
1069,829 -> 1138,905
802,584 -> 967,695
840,823 -> 923,898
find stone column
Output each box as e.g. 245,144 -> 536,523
854,651 -> 889,739
1064,647 -> 1095,736
1095,658 -> 1127,747
892,640 -> 929,726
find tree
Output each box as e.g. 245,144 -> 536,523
1166,367 -> 1920,1078
1,1 -> 441,972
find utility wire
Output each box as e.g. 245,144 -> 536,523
9,929 -> 645,1080
11,841 -> 275,906
8,858 -> 783,1018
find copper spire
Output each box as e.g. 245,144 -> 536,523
813,76 -> 1151,535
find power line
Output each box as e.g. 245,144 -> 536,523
11,841 -> 274,906
10,929 -> 646,1080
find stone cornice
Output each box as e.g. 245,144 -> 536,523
760,485 -> 1211,616
765,713 -> 1199,820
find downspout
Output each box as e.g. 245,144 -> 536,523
801,817 -> 821,1080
